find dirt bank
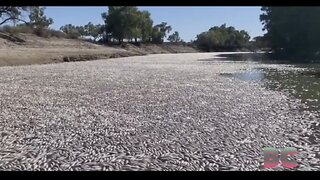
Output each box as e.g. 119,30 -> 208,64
0,32 -> 199,67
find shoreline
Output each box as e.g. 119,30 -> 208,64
0,33 -> 259,68
0,50 -> 257,68
0,44 -> 201,67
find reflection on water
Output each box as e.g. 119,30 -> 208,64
214,53 -> 320,165
263,69 -> 320,111
221,70 -> 265,82
217,53 -> 320,112
217,53 -> 320,145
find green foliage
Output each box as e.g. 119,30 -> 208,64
29,7 -> 53,29
152,22 -> 172,43
167,31 -> 182,43
102,7 -> 137,42
139,11 -> 153,42
84,22 -> 104,41
249,36 -> 270,51
60,24 -> 82,39
260,7 -> 320,61
0,7 -> 60,39
0,24 -> 66,38
33,28 -> 66,39
102,6 -> 155,43
60,22 -> 104,40
0,6 -> 31,26
0,24 -> 33,34
194,24 -> 250,51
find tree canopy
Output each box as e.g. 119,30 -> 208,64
102,7 -> 142,42
0,6 -> 183,45
194,24 -> 250,51
260,7 -> 320,61
151,22 -> 172,43
0,6 -> 30,26
29,7 -> 53,29
102,7 -> 173,43
60,24 -> 82,39
84,22 -> 104,41
167,31 -> 182,43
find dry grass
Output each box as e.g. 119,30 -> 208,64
0,48 -> 139,67
0,33 -> 198,67
0,33 -> 141,66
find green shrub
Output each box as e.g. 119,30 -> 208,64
0,25 -> 33,34
0,25 -> 67,39
0,25 -> 13,33
33,28 -> 51,38
16,25 -> 34,34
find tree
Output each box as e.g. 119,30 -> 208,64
152,22 -> 172,43
60,24 -> 81,39
84,22 -> 104,41
29,6 -> 53,29
167,31 -> 182,43
102,6 -> 124,42
101,11 -> 112,42
250,36 -> 270,51
102,6 -> 141,43
194,24 -> 250,51
101,6 -> 155,43
260,7 -> 320,60
127,8 -> 144,42
138,11 -> 153,42
0,6 -> 30,26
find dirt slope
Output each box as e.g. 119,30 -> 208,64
0,32 -> 199,67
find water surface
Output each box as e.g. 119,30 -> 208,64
216,53 -> 320,112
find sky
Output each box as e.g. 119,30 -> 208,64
43,6 -> 265,42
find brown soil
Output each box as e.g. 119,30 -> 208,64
0,32 -> 199,67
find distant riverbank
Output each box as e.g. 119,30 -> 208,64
0,32 -> 199,67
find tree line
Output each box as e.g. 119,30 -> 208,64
0,6 -> 249,48
2,6 -> 319,61
193,24 -> 251,51
260,6 -> 320,61
0,6 -> 184,44
100,7 -> 184,44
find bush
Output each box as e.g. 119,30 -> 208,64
15,25 -> 34,34
0,25 -> 34,34
64,30 -> 81,39
33,28 -> 51,38
0,25 -> 67,39
33,28 -> 69,38
49,29 -> 67,38
194,24 -> 251,52
0,25 -> 13,33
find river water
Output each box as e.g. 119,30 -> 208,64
217,53 -> 320,149
217,53 -> 320,112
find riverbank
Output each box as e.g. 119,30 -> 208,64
0,32 -> 199,67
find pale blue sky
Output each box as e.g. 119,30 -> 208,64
43,6 -> 265,42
